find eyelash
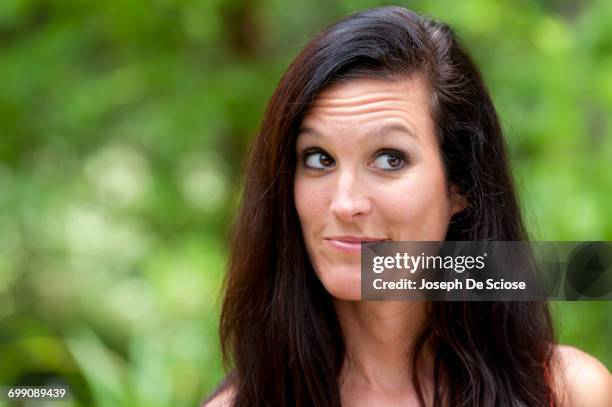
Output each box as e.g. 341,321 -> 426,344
301,148 -> 408,171
302,148 -> 334,170
374,149 -> 408,171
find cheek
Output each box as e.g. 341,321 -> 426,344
374,166 -> 452,240
294,176 -> 360,300
294,176 -> 326,234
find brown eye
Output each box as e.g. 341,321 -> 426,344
387,155 -> 402,168
304,150 -> 335,169
373,151 -> 406,171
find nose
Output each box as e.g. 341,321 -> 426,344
329,170 -> 372,222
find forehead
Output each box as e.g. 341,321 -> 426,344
301,77 -> 433,132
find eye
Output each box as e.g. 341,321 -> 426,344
372,150 -> 407,171
303,149 -> 335,170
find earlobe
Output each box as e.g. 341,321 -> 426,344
450,184 -> 468,216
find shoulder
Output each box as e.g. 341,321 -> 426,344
201,375 -> 236,407
203,387 -> 235,407
552,344 -> 612,407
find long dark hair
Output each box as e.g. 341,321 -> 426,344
216,6 -> 556,406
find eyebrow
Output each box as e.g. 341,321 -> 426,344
297,123 -> 418,140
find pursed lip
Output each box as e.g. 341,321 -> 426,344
324,236 -> 388,253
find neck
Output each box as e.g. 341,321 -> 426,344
334,300 -> 432,394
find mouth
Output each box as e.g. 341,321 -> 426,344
324,236 -> 388,253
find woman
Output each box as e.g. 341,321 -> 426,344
206,6 -> 611,406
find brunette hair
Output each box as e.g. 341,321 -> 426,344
214,6 -> 556,407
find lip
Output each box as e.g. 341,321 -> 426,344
324,236 -> 388,253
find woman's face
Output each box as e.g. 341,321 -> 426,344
294,77 -> 466,300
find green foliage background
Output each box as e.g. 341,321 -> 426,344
0,0 -> 610,405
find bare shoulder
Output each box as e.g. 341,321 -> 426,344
552,344 -> 612,407
202,384 -> 235,407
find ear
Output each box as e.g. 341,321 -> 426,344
449,184 -> 468,216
